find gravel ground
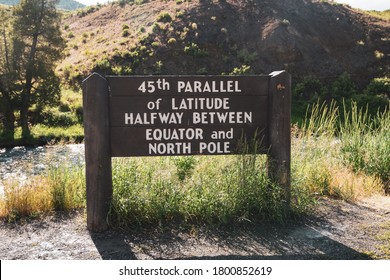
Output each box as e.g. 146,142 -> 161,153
1,195 -> 389,260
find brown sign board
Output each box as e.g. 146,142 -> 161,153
82,71 -> 291,231
108,76 -> 269,157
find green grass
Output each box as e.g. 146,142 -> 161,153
108,154 -> 293,228
0,100 -> 388,227
340,102 -> 390,192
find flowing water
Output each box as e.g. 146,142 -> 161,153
0,144 -> 85,195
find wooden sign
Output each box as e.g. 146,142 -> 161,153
82,71 -> 291,232
109,76 -> 269,156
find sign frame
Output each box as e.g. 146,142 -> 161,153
82,71 -> 291,232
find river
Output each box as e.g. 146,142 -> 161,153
0,144 -> 85,195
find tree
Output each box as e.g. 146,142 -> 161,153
0,7 -> 16,139
12,0 -> 65,138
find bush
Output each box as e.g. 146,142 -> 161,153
364,77 -> 390,98
94,58 -> 110,70
122,29 -> 130,37
173,156 -> 196,181
184,43 -> 208,57
331,73 -> 357,99
229,65 -> 251,75
152,23 -> 161,33
293,77 -> 327,101
38,109 -> 78,127
350,94 -> 389,116
237,49 -> 258,64
157,12 -> 172,23
167,37 -> 176,44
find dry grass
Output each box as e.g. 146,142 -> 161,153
0,167 -> 85,220
329,168 -> 383,200
0,177 -> 53,219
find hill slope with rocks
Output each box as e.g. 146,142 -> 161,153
59,0 -> 389,87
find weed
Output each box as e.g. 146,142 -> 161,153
153,60 -> 163,74
173,156 -> 196,181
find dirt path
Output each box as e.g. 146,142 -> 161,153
1,195 -> 389,260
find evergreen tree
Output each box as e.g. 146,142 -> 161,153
0,7 -> 16,139
12,0 -> 64,138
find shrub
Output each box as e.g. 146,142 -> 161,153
154,60 -> 163,74
364,77 -> 390,98
167,37 -> 177,44
281,19 -> 291,26
173,156 -> 196,181
118,0 -> 130,7
184,43 -> 208,57
151,41 -> 160,48
152,23 -> 161,33
237,49 -> 258,64
77,6 -> 99,17
94,58 -> 110,70
122,29 -> 130,37
331,73 -> 357,99
350,94 -> 389,116
293,77 -> 327,101
229,65 -> 251,75
157,12 -> 172,23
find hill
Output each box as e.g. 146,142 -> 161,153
0,0 -> 85,10
59,0 -> 389,87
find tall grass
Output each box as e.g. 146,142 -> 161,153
293,100 -> 387,200
0,166 -> 85,221
340,102 -> 390,192
302,100 -> 339,138
0,100 -> 387,226
108,154 -> 291,228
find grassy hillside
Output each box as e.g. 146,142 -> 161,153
59,0 -> 389,88
364,9 -> 390,20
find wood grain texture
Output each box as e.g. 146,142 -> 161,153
82,73 -> 112,232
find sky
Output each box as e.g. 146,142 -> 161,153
77,0 -> 389,11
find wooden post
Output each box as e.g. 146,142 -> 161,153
267,71 -> 291,213
82,73 -> 112,232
